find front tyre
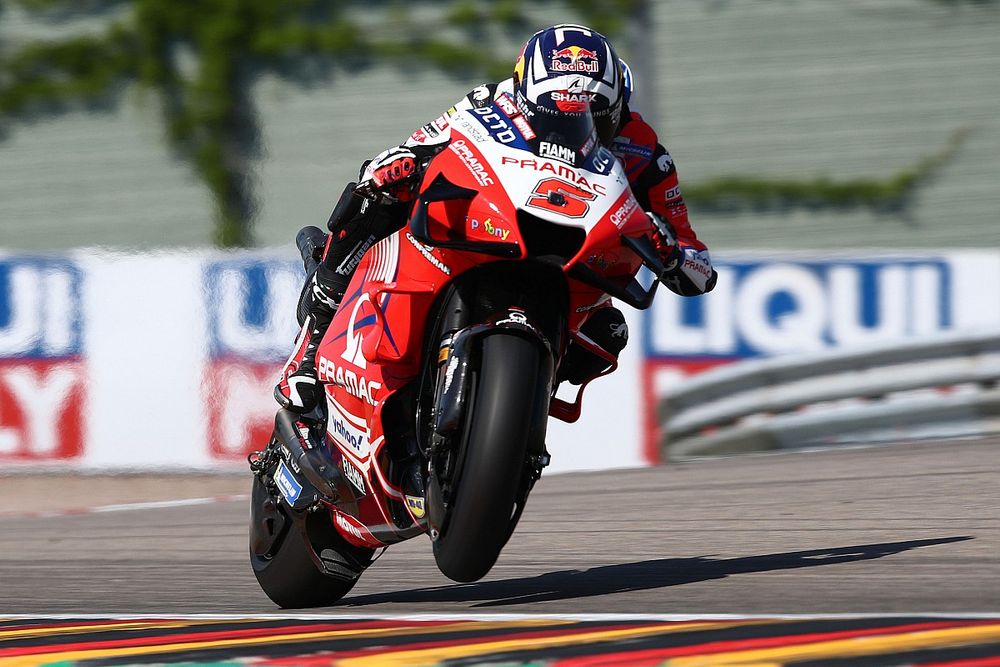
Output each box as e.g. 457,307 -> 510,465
433,333 -> 547,582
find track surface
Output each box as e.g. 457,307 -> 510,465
1,439 -> 998,614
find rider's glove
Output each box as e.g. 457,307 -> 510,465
648,212 -> 682,274
357,147 -> 419,202
648,211 -> 718,296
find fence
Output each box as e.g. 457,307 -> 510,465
659,330 -> 1000,459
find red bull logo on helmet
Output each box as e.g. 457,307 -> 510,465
551,46 -> 599,73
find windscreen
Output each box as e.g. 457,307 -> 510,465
528,106 -> 598,168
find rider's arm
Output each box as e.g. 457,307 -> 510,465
401,83 -> 501,155
620,114 -> 717,297
359,83 -> 503,198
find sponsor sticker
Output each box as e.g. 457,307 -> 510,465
610,194 -> 640,228
657,152 -> 674,172
448,139 -> 494,187
431,114 -> 450,132
550,90 -> 597,113
406,495 -> 426,518
539,141 -> 576,165
406,232 -> 452,275
496,94 -> 518,116
589,146 -> 615,174
469,217 -> 511,241
317,355 -> 381,405
335,512 -> 365,541
471,85 -> 491,102
500,156 -> 606,195
470,107 -> 518,145
274,460 -> 303,504
550,46 -> 599,73
512,115 -> 536,140
342,457 -> 366,495
330,410 -> 368,457
612,137 -> 654,161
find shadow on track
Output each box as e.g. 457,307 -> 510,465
342,536 -> 972,608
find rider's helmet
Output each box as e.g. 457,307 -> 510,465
512,24 -> 627,155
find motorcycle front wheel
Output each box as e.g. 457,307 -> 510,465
432,332 -> 547,582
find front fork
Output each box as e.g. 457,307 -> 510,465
423,307 -> 554,539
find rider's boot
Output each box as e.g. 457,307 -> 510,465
558,306 -> 629,385
274,263 -> 344,413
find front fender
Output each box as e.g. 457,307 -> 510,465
432,308 -> 552,437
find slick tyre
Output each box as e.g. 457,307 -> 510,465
433,333 -> 541,582
249,477 -> 372,608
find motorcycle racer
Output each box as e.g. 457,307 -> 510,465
276,23 -> 718,413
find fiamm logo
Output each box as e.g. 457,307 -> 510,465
0,257 -> 85,460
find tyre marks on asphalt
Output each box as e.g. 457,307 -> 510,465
2,615 -> 999,666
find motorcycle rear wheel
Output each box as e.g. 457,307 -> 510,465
249,476 -> 373,608
432,332 -> 542,582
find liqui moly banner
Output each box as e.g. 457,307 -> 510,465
640,252 -> 1000,460
203,259 -> 303,462
0,249 -> 997,471
0,256 -> 86,462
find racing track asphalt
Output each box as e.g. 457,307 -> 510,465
1,438 -> 997,614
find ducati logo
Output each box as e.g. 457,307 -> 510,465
340,293 -> 371,369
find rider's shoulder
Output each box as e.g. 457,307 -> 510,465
463,82 -> 502,109
460,79 -> 514,109
616,109 -> 658,148
609,110 -> 659,169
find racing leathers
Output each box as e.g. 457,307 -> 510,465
275,79 -> 717,412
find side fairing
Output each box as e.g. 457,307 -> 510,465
315,235 -> 423,547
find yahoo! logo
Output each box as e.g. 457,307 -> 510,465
330,413 -> 368,457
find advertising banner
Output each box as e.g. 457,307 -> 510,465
642,252 -> 1000,460
0,256 -> 86,462
202,258 -> 302,462
1,249 -> 997,472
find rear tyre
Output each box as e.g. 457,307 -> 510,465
432,333 -> 545,582
249,476 -> 373,608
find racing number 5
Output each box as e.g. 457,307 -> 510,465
526,178 -> 597,219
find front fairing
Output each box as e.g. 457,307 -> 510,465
419,103 -> 655,326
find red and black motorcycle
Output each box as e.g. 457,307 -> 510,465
249,95 -> 671,608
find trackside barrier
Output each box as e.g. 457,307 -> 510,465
660,330 -> 1000,459
4,249 -> 1000,470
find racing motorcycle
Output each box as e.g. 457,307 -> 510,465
248,94 -> 673,608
